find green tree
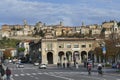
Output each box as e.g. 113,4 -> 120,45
17,48 -> 25,53
0,37 -> 21,48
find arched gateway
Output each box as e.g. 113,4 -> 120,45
47,52 -> 53,64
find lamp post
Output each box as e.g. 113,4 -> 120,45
115,43 -> 120,63
101,41 -> 107,74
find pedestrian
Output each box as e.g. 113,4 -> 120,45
6,67 -> 11,80
57,62 -> 60,68
63,63 -> 65,68
87,63 -> 92,75
67,62 -> 70,68
0,64 -> 5,80
76,62 -> 79,69
1,67 -> 5,80
97,64 -> 103,75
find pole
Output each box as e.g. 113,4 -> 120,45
102,42 -> 106,73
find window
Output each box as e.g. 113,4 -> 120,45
81,45 -> 86,48
89,44 -> 92,47
58,43 -> 64,48
66,44 -> 71,48
74,44 -> 79,48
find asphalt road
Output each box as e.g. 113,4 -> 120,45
4,63 -> 120,80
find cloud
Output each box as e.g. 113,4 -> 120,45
0,0 -> 120,26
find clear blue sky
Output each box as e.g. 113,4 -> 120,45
0,0 -> 120,26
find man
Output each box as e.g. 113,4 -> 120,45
6,67 -> 11,80
97,64 -> 103,75
87,63 -> 92,75
0,64 -> 5,79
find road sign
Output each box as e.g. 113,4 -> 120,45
102,46 -> 106,55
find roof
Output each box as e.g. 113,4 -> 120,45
57,38 -> 96,41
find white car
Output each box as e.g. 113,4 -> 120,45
17,63 -> 24,68
39,64 -> 47,69
9,60 -> 12,63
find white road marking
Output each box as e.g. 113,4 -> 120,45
14,74 -> 19,76
35,77 -> 39,80
38,73 -> 42,75
11,67 -> 37,70
12,71 -> 119,80
20,74 -> 25,76
48,74 -> 74,80
26,73 -> 31,76
32,73 -> 36,75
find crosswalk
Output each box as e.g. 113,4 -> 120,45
10,67 -> 37,70
9,71 -> 120,80
12,71 -> 97,77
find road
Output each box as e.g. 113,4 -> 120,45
5,63 -> 120,80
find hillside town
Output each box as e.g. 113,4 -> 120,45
0,20 -> 120,80
0,20 -> 120,66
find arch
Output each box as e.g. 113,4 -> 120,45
66,51 -> 72,62
58,51 -> 64,57
73,51 -> 79,66
47,52 -> 53,64
81,51 -> 87,62
58,51 -> 64,63
88,50 -> 94,60
73,51 -> 79,60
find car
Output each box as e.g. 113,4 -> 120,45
39,64 -> 47,69
34,62 -> 39,66
9,60 -> 12,63
17,63 -> 24,68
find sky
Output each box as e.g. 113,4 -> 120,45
0,0 -> 120,27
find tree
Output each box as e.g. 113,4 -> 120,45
17,48 -> 25,53
94,39 -> 120,63
117,22 -> 120,27
3,50 -> 11,59
0,37 -> 21,48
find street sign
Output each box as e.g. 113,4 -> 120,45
102,46 -> 106,55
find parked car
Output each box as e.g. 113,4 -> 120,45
39,64 -> 47,69
17,63 -> 24,68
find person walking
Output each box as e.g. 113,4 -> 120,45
87,63 -> 92,75
97,64 -> 103,75
5,67 -> 11,80
0,64 -> 5,80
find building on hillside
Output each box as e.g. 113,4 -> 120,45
0,30 -> 2,40
88,25 -> 102,38
101,21 -> 119,39
80,26 -> 89,36
18,40 -> 31,57
1,20 -> 34,38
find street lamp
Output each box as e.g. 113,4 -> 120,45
100,41 -> 106,68
115,43 -> 120,63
